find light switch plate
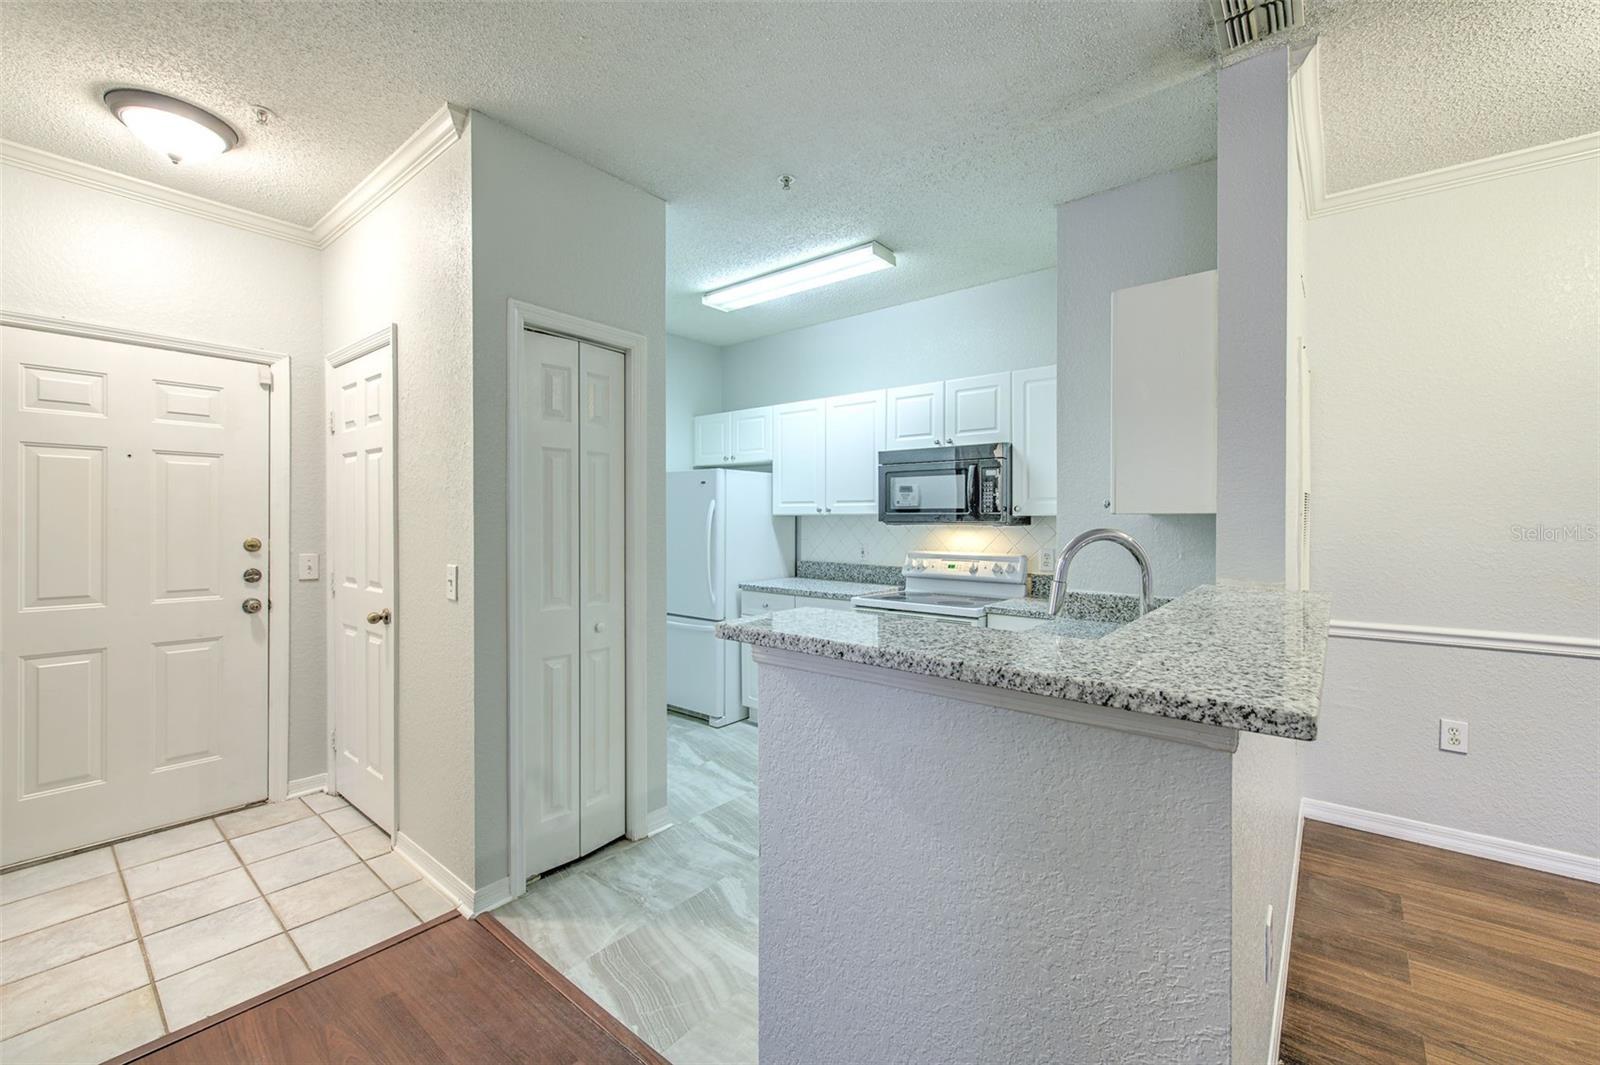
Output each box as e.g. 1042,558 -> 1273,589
445,563 -> 459,601
297,553 -> 319,580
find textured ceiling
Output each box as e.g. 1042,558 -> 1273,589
1307,0 -> 1600,192
1,2 -> 1595,346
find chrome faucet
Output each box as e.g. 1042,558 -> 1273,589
1048,528 -> 1155,618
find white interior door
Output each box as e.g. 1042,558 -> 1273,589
519,330 -> 627,876
325,334 -> 396,832
1,326 -> 270,866
577,342 -> 626,856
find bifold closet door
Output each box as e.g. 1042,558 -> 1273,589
519,330 -> 626,876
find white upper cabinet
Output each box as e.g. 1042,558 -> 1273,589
692,412 -> 732,467
694,407 -> 773,466
729,406 -> 774,464
884,381 -> 946,449
772,399 -> 827,514
944,373 -> 1011,445
1110,269 -> 1218,514
823,390 -> 885,514
1011,365 -> 1057,516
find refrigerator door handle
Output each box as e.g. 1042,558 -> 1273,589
704,497 -> 718,611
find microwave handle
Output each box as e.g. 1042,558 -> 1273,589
968,464 -> 980,515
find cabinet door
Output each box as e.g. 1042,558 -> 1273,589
739,629 -> 759,712
1111,270 -> 1217,514
823,390 -> 885,514
884,382 -> 945,449
1011,366 -> 1057,516
772,400 -> 826,515
944,373 -> 1011,445
693,412 -> 732,467
729,406 -> 774,464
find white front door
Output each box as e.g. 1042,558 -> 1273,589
518,329 -> 627,875
1,326 -> 270,866
325,334 -> 396,832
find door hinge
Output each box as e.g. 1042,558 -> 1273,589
330,728 -> 337,754
259,364 -> 275,389
328,411 -> 335,435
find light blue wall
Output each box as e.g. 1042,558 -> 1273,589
1057,160 -> 1218,598
719,269 -> 1056,409
665,333 -> 724,471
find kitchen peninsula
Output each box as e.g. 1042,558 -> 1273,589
717,582 -> 1329,1064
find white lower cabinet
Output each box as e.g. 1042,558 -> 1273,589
738,592 -> 850,718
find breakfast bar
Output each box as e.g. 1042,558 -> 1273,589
717,582 -> 1329,1064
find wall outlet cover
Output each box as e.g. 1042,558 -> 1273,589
1038,546 -> 1054,573
1440,718 -> 1468,754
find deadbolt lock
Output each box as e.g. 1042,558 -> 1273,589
243,537 -> 263,552
242,598 -> 264,614
243,568 -> 262,583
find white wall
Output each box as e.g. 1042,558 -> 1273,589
321,132 -> 477,883
719,268 -> 1055,409
1057,162 -> 1219,599
1304,153 -> 1600,858
0,162 -> 329,783
468,111 -> 668,886
666,333 -> 723,471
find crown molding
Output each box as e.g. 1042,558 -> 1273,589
1291,56 -> 1599,218
0,103 -> 466,251
0,139 -> 318,247
309,104 -> 466,246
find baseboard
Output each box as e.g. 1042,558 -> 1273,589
1301,798 -> 1600,884
286,774 -> 327,798
471,877 -> 514,915
1268,811 -> 1306,1064
393,831 -> 475,917
643,805 -> 674,838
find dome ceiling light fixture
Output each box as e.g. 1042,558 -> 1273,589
103,89 -> 238,165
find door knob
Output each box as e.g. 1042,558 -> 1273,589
242,567 -> 262,583
241,598 -> 263,614
594,621 -> 606,633
242,536 -> 262,552
367,608 -> 392,625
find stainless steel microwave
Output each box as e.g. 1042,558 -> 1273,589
877,443 -> 1030,525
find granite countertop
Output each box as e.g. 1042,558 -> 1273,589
738,576 -> 899,601
984,590 -> 1171,622
715,583 -> 1330,740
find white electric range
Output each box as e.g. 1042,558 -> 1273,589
851,551 -> 1030,626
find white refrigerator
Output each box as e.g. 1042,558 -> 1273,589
667,469 -> 794,726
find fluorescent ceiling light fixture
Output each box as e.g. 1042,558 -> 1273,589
703,242 -> 896,311
104,89 -> 238,165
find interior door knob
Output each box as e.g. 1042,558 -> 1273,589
242,567 -> 262,583
241,598 -> 263,614
367,608 -> 392,625
242,536 -> 262,552
594,621 -> 606,633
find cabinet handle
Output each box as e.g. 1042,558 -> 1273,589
815,506 -> 822,513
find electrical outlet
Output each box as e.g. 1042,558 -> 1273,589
445,563 -> 459,602
297,553 -> 319,580
1038,545 -> 1054,573
1440,718 -> 1468,754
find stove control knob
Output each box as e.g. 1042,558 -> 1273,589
968,562 -> 979,574
991,563 -> 1003,574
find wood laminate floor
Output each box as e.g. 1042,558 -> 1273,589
112,913 -> 666,1065
1280,820 -> 1600,1065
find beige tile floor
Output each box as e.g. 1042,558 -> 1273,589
496,713 -> 758,1065
0,793 -> 452,1064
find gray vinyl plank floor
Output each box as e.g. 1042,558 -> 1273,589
495,712 -> 758,1064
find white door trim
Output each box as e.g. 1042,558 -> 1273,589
323,326 -> 400,831
506,299 -> 652,894
0,309 -> 295,802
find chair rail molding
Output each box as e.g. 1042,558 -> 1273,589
0,104 -> 466,250
1327,619 -> 1600,660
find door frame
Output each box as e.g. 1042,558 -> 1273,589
322,325 -> 400,830
505,299 -> 651,893
0,309 -> 296,802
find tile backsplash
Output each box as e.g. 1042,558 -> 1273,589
798,516 -> 1058,574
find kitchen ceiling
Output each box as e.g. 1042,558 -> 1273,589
1,2 -> 1595,346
